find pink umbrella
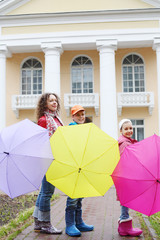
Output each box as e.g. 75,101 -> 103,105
111,134 -> 160,216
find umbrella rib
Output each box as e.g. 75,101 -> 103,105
10,132 -> 47,153
72,170 -> 105,197
9,155 -> 39,190
54,159 -> 77,169
59,128 -> 80,167
82,172 -> 105,196
83,142 -> 118,168
6,158 -> 12,199
80,124 -> 92,167
155,135 -> 160,179
129,152 -> 157,181
83,169 -> 107,175
149,181 -> 159,216
123,182 -> 156,208
0,154 -> 7,165
50,169 -> 77,181
115,176 -> 156,206
72,172 -> 80,197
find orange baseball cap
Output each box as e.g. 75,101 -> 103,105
71,105 -> 85,116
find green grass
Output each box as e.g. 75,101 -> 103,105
0,193 -> 59,240
136,211 -> 160,240
149,212 -> 160,239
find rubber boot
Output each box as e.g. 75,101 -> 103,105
65,208 -> 81,237
118,219 -> 143,236
40,222 -> 62,234
76,221 -> 94,232
75,208 -> 94,232
66,225 -> 81,237
34,218 -> 42,232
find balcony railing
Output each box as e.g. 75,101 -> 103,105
117,92 -> 154,116
64,93 -> 99,116
12,94 -> 41,118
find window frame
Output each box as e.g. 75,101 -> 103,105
122,53 -> 146,93
70,55 -> 94,94
131,119 -> 145,141
20,57 -> 43,95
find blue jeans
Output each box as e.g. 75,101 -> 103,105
65,197 -> 83,227
120,205 -> 129,221
33,175 -> 55,221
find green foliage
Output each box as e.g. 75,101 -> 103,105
0,193 -> 59,240
149,212 -> 160,239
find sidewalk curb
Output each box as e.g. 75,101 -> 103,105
142,214 -> 158,240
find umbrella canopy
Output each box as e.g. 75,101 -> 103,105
0,119 -> 53,198
46,123 -> 120,198
112,134 -> 160,216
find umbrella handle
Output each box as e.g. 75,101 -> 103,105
4,152 -> 9,155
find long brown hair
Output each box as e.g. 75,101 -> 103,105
36,93 -> 60,121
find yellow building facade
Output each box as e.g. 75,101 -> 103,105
0,0 -> 160,139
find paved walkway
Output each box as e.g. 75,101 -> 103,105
15,186 -> 149,240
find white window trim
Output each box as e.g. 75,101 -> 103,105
70,54 -> 94,93
20,56 -> 43,95
121,53 -> 146,92
131,118 -> 145,140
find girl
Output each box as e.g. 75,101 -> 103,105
33,93 -> 63,234
117,119 -> 143,237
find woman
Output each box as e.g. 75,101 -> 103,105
33,93 -> 63,234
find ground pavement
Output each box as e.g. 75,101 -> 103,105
15,186 -> 152,240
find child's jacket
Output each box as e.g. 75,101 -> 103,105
118,135 -> 137,156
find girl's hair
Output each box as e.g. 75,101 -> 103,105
36,93 -> 60,120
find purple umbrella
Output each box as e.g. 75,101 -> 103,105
0,119 -> 53,198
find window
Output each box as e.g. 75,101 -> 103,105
131,119 -> 144,141
71,56 -> 93,93
21,58 -> 42,95
122,54 -> 145,92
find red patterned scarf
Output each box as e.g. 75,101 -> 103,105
44,109 -> 63,137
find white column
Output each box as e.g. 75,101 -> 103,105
41,42 -> 63,96
0,45 -> 7,131
97,40 -> 118,139
153,38 -> 160,134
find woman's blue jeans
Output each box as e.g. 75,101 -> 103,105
120,205 -> 129,221
65,197 -> 83,227
33,175 -> 55,221
36,175 -> 55,211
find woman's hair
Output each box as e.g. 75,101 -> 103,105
36,93 -> 60,120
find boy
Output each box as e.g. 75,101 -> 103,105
65,105 -> 94,237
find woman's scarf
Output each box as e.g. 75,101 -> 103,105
44,109 -> 63,137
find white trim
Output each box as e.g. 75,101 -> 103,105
142,0 -> 160,7
70,54 -> 94,93
0,0 -> 31,15
121,52 -> 146,92
20,56 -> 43,95
0,27 -> 160,53
131,118 -> 145,140
1,8 -> 160,26
0,0 -> 159,15
20,56 -> 43,68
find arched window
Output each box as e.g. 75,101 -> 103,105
122,54 -> 145,92
71,56 -> 93,93
21,58 -> 42,95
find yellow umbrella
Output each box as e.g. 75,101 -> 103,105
46,123 -> 120,198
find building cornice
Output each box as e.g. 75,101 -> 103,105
0,27 -> 160,53
142,0 -> 160,7
0,8 -> 160,26
0,0 -> 159,14
0,0 -> 30,15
